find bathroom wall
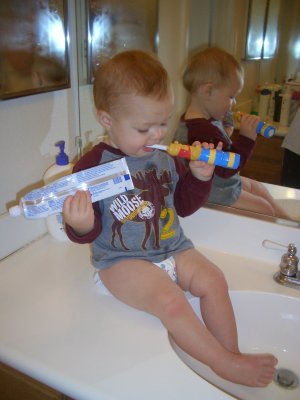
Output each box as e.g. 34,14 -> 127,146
0,1 -> 81,259
0,1 -> 80,216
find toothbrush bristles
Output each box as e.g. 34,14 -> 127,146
146,144 -> 168,150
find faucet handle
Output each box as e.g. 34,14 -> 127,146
262,240 -> 297,252
287,243 -> 297,256
280,243 -> 299,277
262,240 -> 288,250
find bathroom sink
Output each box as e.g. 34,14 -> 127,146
170,291 -> 300,400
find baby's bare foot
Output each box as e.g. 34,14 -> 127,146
212,352 -> 278,387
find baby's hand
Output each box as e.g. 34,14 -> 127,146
239,114 -> 260,140
189,141 -> 222,181
63,190 -> 95,236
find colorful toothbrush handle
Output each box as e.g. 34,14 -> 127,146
233,111 -> 275,138
255,121 -> 275,138
167,143 -> 240,169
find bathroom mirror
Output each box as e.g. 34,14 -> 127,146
75,0 -> 300,225
245,0 -> 268,60
86,0 -> 158,83
186,0 -> 300,223
245,0 -> 280,60
0,0 -> 70,100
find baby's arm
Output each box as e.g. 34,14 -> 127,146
63,190 -> 95,236
239,114 -> 260,141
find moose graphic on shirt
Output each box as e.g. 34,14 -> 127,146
109,168 -> 173,250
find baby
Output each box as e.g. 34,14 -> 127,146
176,47 -> 290,220
63,50 -> 277,386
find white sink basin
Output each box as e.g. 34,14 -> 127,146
170,291 -> 300,400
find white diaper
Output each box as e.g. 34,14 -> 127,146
93,256 -> 177,295
153,256 -> 177,282
93,271 -> 111,295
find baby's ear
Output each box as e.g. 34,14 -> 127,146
97,110 -> 112,129
202,82 -> 213,96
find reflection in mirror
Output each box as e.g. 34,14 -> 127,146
245,0 -> 268,60
0,0 -> 70,100
263,0 -> 281,59
86,0 -> 158,82
245,0 -> 280,60
186,0 -> 300,225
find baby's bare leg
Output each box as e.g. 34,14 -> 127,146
238,176 -> 291,219
175,249 -> 239,352
175,249 -> 277,386
99,258 -> 277,387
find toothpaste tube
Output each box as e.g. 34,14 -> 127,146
9,158 -> 134,219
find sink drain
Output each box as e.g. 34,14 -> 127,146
274,369 -> 299,389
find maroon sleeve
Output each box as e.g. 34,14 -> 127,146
173,157 -> 212,217
187,118 -> 229,147
220,134 -> 256,174
186,118 -> 256,178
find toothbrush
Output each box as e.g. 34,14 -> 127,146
232,111 -> 275,138
147,142 -> 240,169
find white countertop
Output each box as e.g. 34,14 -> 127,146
0,235 -> 233,400
1,208 -> 299,400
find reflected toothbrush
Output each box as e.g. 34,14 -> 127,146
232,111 -> 275,138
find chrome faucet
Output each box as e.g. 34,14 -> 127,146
273,243 -> 300,290
262,240 -> 300,290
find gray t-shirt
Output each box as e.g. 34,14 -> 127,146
65,142 -> 212,270
92,148 -> 194,269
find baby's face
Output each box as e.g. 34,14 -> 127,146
105,92 -> 174,157
208,77 -> 242,121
